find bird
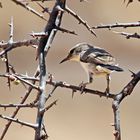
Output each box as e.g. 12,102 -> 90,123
60,42 -> 123,94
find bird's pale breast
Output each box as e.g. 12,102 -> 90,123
80,62 -> 112,76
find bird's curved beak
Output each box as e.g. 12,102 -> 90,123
60,54 -> 71,64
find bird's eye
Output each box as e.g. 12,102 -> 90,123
70,49 -> 74,54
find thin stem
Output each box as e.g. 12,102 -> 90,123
0,69 -> 40,140
92,22 -> 140,29
0,114 -> 37,129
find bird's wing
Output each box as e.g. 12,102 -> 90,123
80,47 -> 116,65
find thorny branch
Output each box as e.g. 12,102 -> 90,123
0,73 -> 115,99
35,0 -> 66,139
92,21 -> 140,29
4,17 -> 14,89
112,71 -> 140,140
0,1 -> 140,140
0,103 -> 36,108
92,22 -> 140,39
114,31 -> 140,39
11,0 -> 47,20
1,71 -> 140,140
0,38 -> 39,56
0,69 -> 40,140
0,114 -> 37,129
64,6 -> 96,36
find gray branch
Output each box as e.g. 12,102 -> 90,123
0,39 -> 38,56
112,71 -> 140,140
35,0 -> 66,139
0,114 -> 37,129
114,31 -> 140,39
11,0 -> 47,20
92,22 -> 140,29
65,5 -> 96,36
0,73 -> 115,99
0,69 -> 40,140
0,103 -> 37,108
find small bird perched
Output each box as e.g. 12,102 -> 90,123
60,43 -> 123,94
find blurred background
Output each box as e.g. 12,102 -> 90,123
0,0 -> 140,140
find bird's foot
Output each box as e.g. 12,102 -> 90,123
105,87 -> 110,97
79,81 -> 89,94
48,73 -> 54,82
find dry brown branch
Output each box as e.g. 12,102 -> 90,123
1,1 -> 140,140
3,17 -> 13,89
65,6 -> 96,37
113,31 -> 140,39
14,74 -> 40,90
41,100 -> 58,114
56,26 -> 78,35
1,71 -> 140,140
0,38 -> 38,56
0,103 -> 36,108
29,32 -> 48,37
0,38 -> 38,49
11,0 -> 47,20
3,17 -> 14,89
0,73 -> 116,99
0,114 -> 37,129
7,17 -> 15,86
0,70 -> 40,140
36,2 -> 51,14
92,21 -> 140,29
1,69 -> 140,140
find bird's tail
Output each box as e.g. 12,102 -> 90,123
100,64 -> 123,72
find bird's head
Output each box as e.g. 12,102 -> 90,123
60,43 -> 91,63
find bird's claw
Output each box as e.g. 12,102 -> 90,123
79,81 -> 88,94
48,73 -> 54,82
105,87 -> 110,97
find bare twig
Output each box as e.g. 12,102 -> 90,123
0,73 -> 115,99
92,21 -> 140,30
56,26 -> 78,35
0,38 -> 38,56
2,70 -> 140,140
36,2 -> 51,14
0,114 -> 37,129
11,0 -> 47,20
4,17 -> 14,89
113,31 -> 140,39
0,69 -> 40,140
0,73 -> 39,89
44,100 -> 57,113
14,74 -> 40,91
65,5 -> 96,37
40,100 -> 58,115
0,38 -> 38,49
45,85 -> 58,101
29,32 -> 48,37
0,103 -> 37,108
